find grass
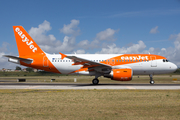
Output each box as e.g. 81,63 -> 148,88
0,75 -> 180,84
0,89 -> 179,120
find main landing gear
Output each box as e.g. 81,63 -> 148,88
92,78 -> 99,85
149,74 -> 155,84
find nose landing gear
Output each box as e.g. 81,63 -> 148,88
149,74 -> 155,84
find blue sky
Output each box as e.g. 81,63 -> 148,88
1,0 -> 180,68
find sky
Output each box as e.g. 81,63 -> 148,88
0,0 -> 180,69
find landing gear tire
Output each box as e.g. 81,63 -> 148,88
92,79 -> 99,85
150,80 -> 155,84
149,74 -> 154,84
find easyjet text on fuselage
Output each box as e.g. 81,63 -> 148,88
121,56 -> 148,60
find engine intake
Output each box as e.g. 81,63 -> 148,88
104,68 -> 133,81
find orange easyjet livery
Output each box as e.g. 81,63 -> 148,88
4,26 -> 178,84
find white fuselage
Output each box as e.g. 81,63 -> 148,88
46,54 -> 177,75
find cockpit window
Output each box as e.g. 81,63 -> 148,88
163,59 -> 169,62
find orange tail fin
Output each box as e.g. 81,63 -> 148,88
13,26 -> 44,57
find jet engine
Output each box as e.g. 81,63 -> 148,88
104,68 -> 133,81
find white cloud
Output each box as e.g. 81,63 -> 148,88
95,28 -> 118,41
96,40 -> 146,54
176,33 -> 180,41
28,20 -> 78,53
0,53 -> 16,69
76,28 -> 119,50
0,43 -> 18,69
75,49 -> 86,54
29,20 -> 119,53
77,28 -> 119,50
161,33 -> 180,65
95,34 -> 180,67
169,34 -> 177,40
150,26 -> 159,34
29,20 -> 56,45
77,40 -> 90,49
60,19 -> 80,35
78,40 -> 89,46
0,42 -> 9,52
57,36 -> 75,52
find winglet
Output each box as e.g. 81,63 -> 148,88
59,52 -> 67,59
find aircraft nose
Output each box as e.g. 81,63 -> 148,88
170,63 -> 178,72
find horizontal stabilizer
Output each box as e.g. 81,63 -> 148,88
4,55 -> 33,64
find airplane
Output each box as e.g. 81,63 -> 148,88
4,26 -> 178,85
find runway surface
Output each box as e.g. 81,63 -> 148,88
0,82 -> 180,89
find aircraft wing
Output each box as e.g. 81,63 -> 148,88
68,56 -> 111,68
59,53 -> 112,69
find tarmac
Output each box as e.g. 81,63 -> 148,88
0,82 -> 180,89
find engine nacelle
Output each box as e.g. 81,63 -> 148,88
104,68 -> 133,81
